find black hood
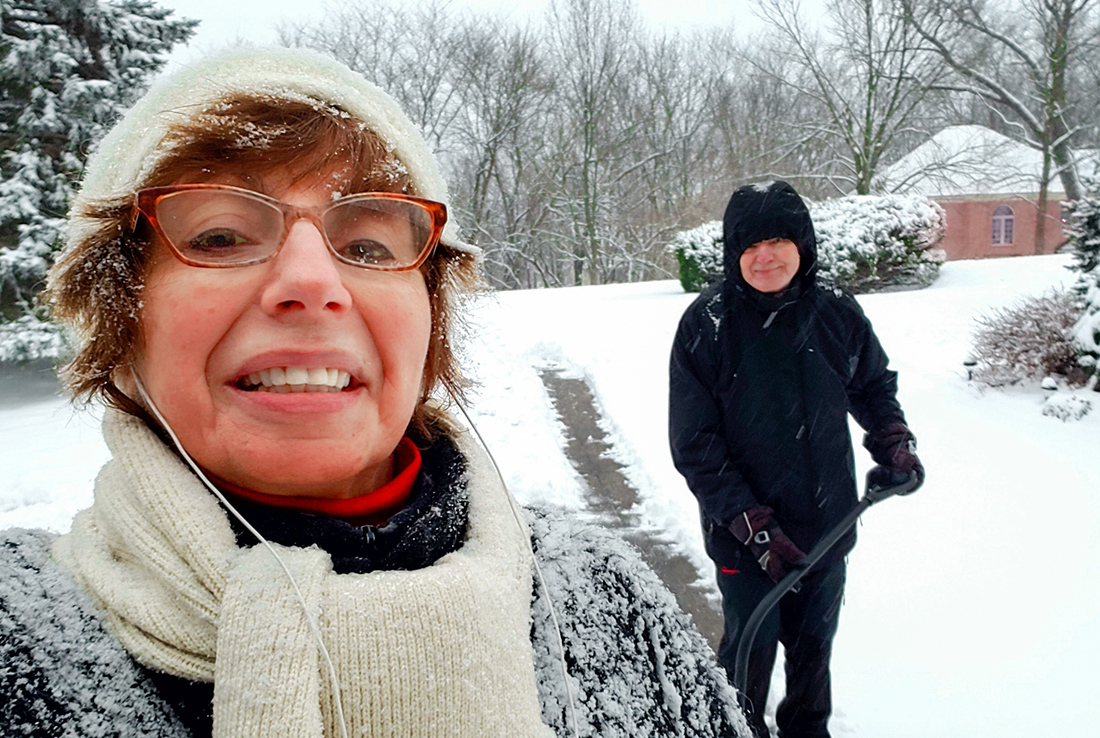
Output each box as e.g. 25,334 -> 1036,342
722,180 -> 818,296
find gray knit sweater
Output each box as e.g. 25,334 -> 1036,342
2,505 -> 747,738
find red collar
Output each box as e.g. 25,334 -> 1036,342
212,438 -> 422,525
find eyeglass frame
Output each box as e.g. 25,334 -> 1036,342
130,183 -> 448,272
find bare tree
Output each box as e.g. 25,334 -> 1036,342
1066,41 -> 1100,150
279,1 -> 468,154
545,0 -> 644,285
443,19 -> 559,287
753,0 -> 946,194
900,0 -> 1099,251
703,35 -> 836,198
280,0 -> 842,289
631,31 -> 725,215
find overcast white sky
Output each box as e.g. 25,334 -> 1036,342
161,0 -> 779,71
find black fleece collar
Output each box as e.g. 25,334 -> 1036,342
225,433 -> 469,574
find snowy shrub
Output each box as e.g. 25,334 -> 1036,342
669,221 -> 723,292
0,313 -> 66,363
668,195 -> 945,293
968,289 -> 1085,387
1041,392 -> 1093,421
1062,192 -> 1100,387
809,195 -> 946,292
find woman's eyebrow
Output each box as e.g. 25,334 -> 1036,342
185,171 -> 266,193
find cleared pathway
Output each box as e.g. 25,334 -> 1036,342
538,367 -> 724,650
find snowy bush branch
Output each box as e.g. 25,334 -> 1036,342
0,312 -> 64,362
810,194 -> 946,291
968,289 -> 1084,387
668,221 -> 723,292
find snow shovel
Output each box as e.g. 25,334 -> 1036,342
732,467 -> 920,696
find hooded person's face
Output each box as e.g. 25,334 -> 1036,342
739,238 -> 801,293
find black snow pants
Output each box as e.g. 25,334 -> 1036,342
715,557 -> 846,738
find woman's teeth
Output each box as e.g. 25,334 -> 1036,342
242,367 -> 352,393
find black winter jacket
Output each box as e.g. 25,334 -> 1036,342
669,181 -> 907,567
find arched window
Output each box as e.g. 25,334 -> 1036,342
991,205 -> 1014,245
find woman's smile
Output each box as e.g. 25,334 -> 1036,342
221,351 -> 369,418
229,350 -> 366,395
236,366 -> 354,392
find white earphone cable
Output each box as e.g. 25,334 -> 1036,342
131,373 -> 575,738
131,373 -> 350,738
447,390 -> 580,738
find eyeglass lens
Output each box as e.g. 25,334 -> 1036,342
154,189 -> 433,268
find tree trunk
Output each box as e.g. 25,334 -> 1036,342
1035,147 -> 1052,256
1052,131 -> 1084,202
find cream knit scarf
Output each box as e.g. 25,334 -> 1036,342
53,410 -> 554,738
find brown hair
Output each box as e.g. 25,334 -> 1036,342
47,94 -> 477,441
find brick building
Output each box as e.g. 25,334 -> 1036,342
878,125 -> 1094,260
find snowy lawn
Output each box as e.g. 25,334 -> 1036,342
2,253 -> 1097,737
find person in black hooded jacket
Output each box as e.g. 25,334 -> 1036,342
669,181 -> 923,738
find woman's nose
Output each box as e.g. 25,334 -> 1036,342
260,219 -> 352,316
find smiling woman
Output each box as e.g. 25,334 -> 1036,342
0,47 -> 748,738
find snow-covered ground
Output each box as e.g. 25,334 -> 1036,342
2,253 -> 1097,737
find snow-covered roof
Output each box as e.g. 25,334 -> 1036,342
877,125 -> 1097,198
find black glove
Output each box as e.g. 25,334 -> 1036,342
729,506 -> 807,583
866,464 -> 917,493
864,422 -> 924,494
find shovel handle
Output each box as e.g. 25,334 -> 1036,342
731,469 -> 917,695
865,466 -> 921,503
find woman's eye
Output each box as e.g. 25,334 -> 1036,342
188,228 -> 250,252
340,240 -> 396,265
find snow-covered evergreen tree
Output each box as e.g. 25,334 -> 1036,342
1062,184 -> 1100,388
0,0 -> 196,361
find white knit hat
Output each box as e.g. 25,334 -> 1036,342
67,45 -> 473,254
